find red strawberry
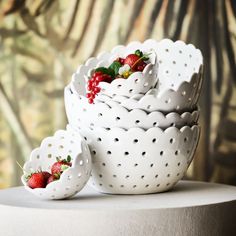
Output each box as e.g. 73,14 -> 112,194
28,171 -> 50,189
124,54 -> 143,70
116,57 -> 125,65
51,155 -> 72,176
42,171 -> 51,180
136,61 -> 147,71
47,175 -> 57,185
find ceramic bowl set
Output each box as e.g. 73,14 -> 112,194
22,39 -> 203,198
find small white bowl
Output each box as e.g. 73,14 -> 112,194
72,52 -> 158,98
65,85 -> 199,130
21,129 -> 91,200
71,125 -> 200,194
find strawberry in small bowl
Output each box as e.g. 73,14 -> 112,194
25,155 -> 72,189
21,129 -> 91,200
85,49 -> 158,103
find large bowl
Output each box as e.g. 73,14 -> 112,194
72,125 -> 200,194
65,85 -> 199,129
21,129 -> 92,200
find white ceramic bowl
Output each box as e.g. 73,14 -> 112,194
21,129 -> 92,200
110,39 -> 203,93
65,85 -> 199,130
95,70 -> 201,113
74,125 -> 200,194
72,52 -> 158,98
70,39 -> 203,113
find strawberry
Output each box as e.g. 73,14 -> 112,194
136,61 -> 147,71
27,171 -> 51,189
42,171 -> 51,180
124,54 -> 143,70
51,155 -> 72,176
116,57 -> 125,65
47,174 -> 57,185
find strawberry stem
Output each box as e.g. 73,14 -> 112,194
131,52 -> 152,69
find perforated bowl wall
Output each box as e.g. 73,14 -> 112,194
21,129 -> 92,200
75,125 -> 200,194
65,86 -> 199,130
71,39 -> 203,105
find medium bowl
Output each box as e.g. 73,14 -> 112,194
65,85 -> 199,130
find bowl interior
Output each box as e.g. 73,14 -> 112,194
22,129 -> 92,199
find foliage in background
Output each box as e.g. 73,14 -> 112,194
0,0 -> 236,188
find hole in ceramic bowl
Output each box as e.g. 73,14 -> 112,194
175,150 -> 180,155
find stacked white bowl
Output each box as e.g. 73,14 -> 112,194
65,39 -> 203,194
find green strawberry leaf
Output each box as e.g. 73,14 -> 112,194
109,61 -> 122,75
142,55 -> 149,61
67,155 -> 71,163
135,49 -> 143,57
95,67 -> 115,78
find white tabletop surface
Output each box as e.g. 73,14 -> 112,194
0,180 -> 235,209
0,181 -> 236,236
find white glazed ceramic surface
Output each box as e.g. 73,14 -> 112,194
98,62 -> 158,97
95,71 -> 201,113
71,39 -> 203,106
65,86 -> 199,130
64,38 -> 203,195
110,39 -> 203,93
72,52 -> 158,98
21,129 -> 92,200
76,125 -> 200,194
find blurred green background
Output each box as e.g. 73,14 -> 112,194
0,0 -> 236,188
